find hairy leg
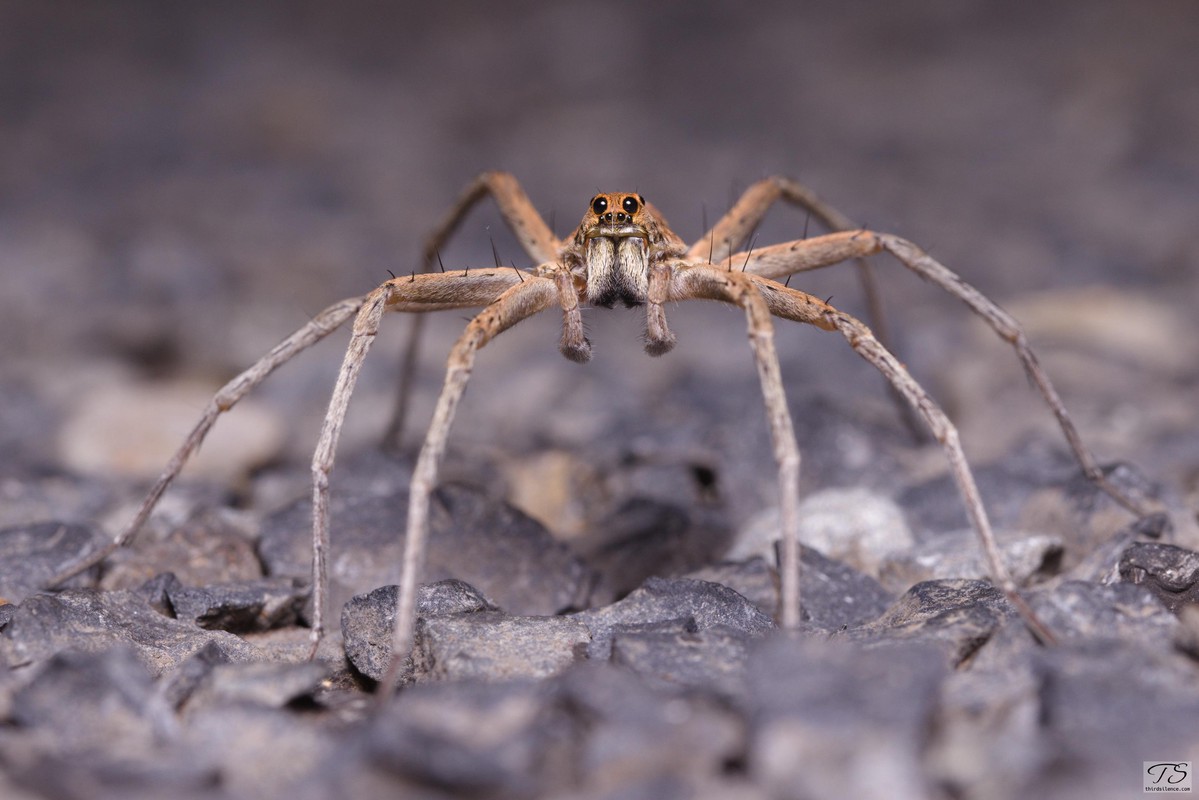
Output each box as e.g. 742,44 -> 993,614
383,172 -> 562,448
44,295 -> 367,590
377,276 -> 560,694
686,176 -> 891,370
670,265 -> 815,628
692,179 -> 918,436
309,268 -> 537,653
823,307 -> 1055,643
730,230 -> 1153,518
673,265 -> 1056,642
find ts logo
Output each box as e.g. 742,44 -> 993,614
1145,762 -> 1192,792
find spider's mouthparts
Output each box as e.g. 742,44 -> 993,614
584,232 -> 650,308
584,225 -> 648,241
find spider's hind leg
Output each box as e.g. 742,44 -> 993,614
43,294 -> 368,591
672,263 -> 1057,644
823,306 -> 1057,644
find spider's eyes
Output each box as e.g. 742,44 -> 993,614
622,195 -> 640,214
591,196 -> 608,215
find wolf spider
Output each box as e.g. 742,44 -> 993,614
48,172 -> 1149,694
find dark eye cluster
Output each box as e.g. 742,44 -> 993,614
591,194 -> 646,217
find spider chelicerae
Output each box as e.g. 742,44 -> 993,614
47,172 -> 1151,694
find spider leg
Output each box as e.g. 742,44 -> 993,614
875,234 -> 1154,518
644,257 -> 679,355
43,295 -> 368,590
376,275 -> 560,694
730,230 -> 1155,519
668,265 -> 809,628
688,176 -> 860,265
549,266 -> 591,362
672,265 -> 1056,643
819,307 -> 1056,644
383,172 -> 562,448
689,177 -> 908,435
308,268 -> 540,655
729,229 -> 881,280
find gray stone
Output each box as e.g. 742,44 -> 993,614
685,556 -> 779,618
731,488 -> 914,578
1062,528 -> 1138,583
181,704 -> 335,800
101,510 -> 263,591
259,483 -> 592,629
899,440 -> 1075,536
1031,579 -> 1178,646
797,545 -> 895,630
168,576 -> 307,632
686,549 -> 895,630
9,647 -> 174,758
341,580 -> 499,682
879,529 -> 1064,594
415,577 -> 499,616
0,471 -> 123,533
341,579 -> 589,686
572,576 -> 776,660
0,743 -> 222,800
132,570 -> 181,615
0,600 -> 15,628
611,624 -> 753,698
555,662 -> 745,794
578,496 -> 731,602
183,660 -> 330,710
1173,605 -> 1199,661
1019,640 -> 1199,799
0,589 -> 259,675
744,637 -> 946,800
0,521 -> 106,603
0,647 -> 224,796
158,639 -> 233,711
413,612 -> 590,683
845,579 -> 1016,666
357,679 -> 573,797
1118,541 -> 1199,614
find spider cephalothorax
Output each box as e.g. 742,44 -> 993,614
567,192 -> 686,310
46,171 -> 1152,698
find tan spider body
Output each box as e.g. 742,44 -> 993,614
48,173 -> 1150,696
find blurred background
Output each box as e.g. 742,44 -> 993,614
1,0 -> 1196,533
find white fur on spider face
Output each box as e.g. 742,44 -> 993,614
584,234 -> 650,308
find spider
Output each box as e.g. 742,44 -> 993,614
47,172 -> 1150,694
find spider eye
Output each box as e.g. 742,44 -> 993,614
591,196 -> 608,215
622,195 -> 640,214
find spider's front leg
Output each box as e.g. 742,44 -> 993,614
376,275 -> 560,694
307,268 -> 547,658
667,265 -> 823,628
644,257 -> 679,356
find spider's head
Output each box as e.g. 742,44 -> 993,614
578,192 -> 653,308
583,192 -> 649,237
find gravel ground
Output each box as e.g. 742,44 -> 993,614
1,2 -> 1198,798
